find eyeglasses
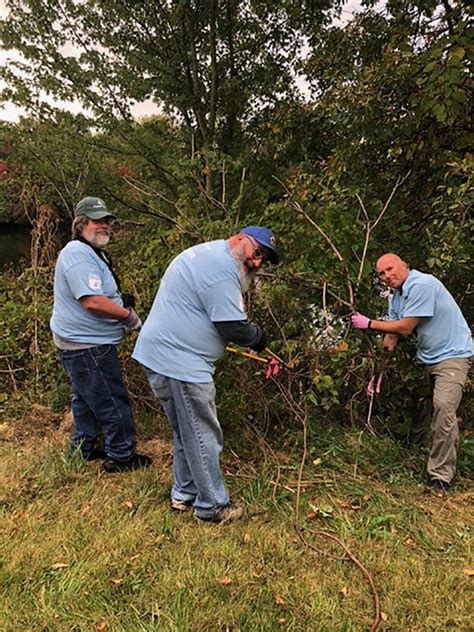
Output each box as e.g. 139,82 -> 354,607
244,235 -> 268,262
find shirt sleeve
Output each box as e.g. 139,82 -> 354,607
63,256 -> 107,300
402,282 -> 436,318
200,277 -> 247,322
388,295 -> 398,321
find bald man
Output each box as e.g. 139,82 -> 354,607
351,254 -> 472,495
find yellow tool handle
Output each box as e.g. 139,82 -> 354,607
225,346 -> 268,364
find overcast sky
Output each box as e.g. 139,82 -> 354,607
0,0 -> 372,123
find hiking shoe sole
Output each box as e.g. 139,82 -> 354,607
195,502 -> 243,524
171,499 -> 194,512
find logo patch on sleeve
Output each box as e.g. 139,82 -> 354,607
88,274 -> 102,290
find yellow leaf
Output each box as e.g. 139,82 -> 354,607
381,612 -> 389,622
243,532 -> 251,543
216,577 -> 232,585
110,578 -> 124,585
340,586 -> 349,597
81,505 -> 91,517
462,568 -> 474,576
51,562 -> 69,569
312,458 -> 322,466
275,593 -> 285,606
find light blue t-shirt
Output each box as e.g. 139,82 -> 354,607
50,241 -> 125,345
133,240 -> 246,382
388,269 -> 472,364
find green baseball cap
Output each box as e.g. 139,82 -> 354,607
74,197 -> 115,220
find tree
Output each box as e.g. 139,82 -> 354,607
0,0 -> 342,198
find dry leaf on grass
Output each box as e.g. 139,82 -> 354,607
278,618 -> 287,625
95,622 -> 107,631
51,562 -> 69,569
110,578 -> 124,585
124,501 -> 133,509
243,532 -> 251,543
275,593 -> 286,605
81,505 -> 91,517
339,586 -> 349,597
462,568 -> 474,576
381,612 -> 389,621
216,577 -> 232,585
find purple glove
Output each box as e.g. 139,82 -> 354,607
120,308 -> 142,332
351,313 -> 372,330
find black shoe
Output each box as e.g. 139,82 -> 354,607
426,479 -> 450,496
85,448 -> 107,462
103,453 -> 152,473
194,502 -> 243,524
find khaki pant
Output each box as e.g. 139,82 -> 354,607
412,357 -> 471,484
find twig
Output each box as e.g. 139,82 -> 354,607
356,172 -> 411,286
302,527 -> 382,632
274,176 -> 354,309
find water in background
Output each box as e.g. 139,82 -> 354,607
0,224 -> 69,268
0,225 -> 32,267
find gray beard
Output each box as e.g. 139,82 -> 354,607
232,242 -> 258,292
240,264 -> 257,292
88,234 -> 110,249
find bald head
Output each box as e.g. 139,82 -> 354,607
376,253 -> 409,289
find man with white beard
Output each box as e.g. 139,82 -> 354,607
50,197 -> 152,473
133,226 -> 279,523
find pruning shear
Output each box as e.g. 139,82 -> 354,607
366,353 -> 391,398
225,346 -> 288,379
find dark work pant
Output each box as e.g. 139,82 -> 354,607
59,345 -> 136,461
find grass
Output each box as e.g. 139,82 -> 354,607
0,411 -> 472,632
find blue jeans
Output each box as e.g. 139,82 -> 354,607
59,345 -> 136,461
145,370 -> 229,519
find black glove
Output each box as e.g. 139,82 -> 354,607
250,328 -> 267,353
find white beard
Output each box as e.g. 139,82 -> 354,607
240,264 -> 257,292
89,233 -> 110,248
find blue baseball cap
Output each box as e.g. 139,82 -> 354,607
240,225 -> 279,264
74,197 -> 115,220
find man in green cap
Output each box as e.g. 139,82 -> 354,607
50,196 -> 152,473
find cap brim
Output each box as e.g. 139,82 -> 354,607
84,210 -> 116,220
267,250 -> 279,264
254,239 -> 279,264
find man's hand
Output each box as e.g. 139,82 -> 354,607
120,308 -> 142,333
383,333 -> 398,352
351,313 -> 372,330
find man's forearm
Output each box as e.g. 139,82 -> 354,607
369,317 -> 419,336
213,320 -> 266,351
80,295 -> 130,320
